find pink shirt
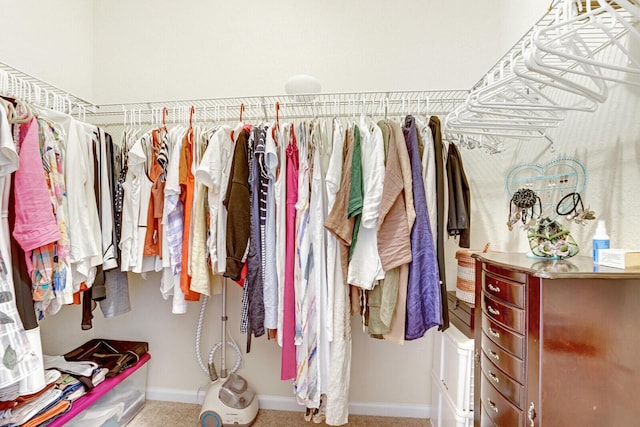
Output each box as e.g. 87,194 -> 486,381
12,118 -> 61,252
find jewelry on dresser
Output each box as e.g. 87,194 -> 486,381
555,192 -> 595,225
507,188 -> 542,231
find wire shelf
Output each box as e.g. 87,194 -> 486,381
88,90 -> 470,126
0,61 -> 95,114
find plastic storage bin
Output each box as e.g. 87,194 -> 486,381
50,353 -> 150,427
431,325 -> 474,427
431,372 -> 472,427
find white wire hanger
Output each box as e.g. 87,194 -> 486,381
531,0 -> 640,89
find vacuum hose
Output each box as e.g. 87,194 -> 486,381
195,294 -> 243,380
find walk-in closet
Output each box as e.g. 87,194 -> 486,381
1,1 -> 639,426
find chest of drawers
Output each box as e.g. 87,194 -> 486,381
473,253 -> 640,427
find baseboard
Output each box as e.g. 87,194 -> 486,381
146,387 -> 430,419
147,387 -> 201,404
348,401 -> 430,419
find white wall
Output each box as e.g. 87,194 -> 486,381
8,0 -> 560,416
0,0 -> 94,101
91,0 -> 509,103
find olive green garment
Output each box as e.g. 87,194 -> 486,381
377,120 -> 390,164
347,125 -> 363,261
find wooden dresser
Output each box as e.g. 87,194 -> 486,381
472,252 -> 640,427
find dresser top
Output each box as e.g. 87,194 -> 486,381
472,252 -> 640,280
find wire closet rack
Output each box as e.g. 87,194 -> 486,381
86,90 -> 470,127
0,62 -> 95,115
0,61 -> 469,132
444,0 -> 640,154
6,1 -> 634,154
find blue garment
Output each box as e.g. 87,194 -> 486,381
403,115 -> 442,340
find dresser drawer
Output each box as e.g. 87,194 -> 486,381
481,408 -> 497,427
482,293 -> 526,333
483,263 -> 526,284
447,291 -> 474,339
482,353 -> 524,408
481,376 -> 523,427
481,333 -> 525,384
483,273 -> 525,309
481,315 -> 525,359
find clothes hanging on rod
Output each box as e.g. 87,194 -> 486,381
1,93 -> 132,332
0,103 -> 41,391
0,58 -> 472,425
0,95 -> 123,402
105,104 -> 469,424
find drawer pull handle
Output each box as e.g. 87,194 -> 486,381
488,305 -> 501,316
489,349 -> 500,361
488,327 -> 501,338
489,371 -> 500,383
441,380 -> 448,390
528,402 -> 536,426
487,399 -> 499,413
488,283 -> 501,293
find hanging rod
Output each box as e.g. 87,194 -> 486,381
0,61 -> 95,114
0,62 -> 468,127
88,90 -> 469,126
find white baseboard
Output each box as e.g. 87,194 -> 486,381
146,387 -> 200,404
349,401 -> 430,419
146,387 -> 430,419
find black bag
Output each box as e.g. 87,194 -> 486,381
64,339 -> 148,378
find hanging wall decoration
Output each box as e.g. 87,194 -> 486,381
505,157 -> 587,220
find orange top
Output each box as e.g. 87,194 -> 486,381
143,129 -> 164,257
179,128 -> 200,301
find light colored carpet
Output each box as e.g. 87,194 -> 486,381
127,400 -> 432,426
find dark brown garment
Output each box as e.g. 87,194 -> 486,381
446,143 -> 470,248
81,288 -> 94,330
428,116 -> 449,331
223,129 -> 251,281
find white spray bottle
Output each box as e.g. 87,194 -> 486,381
592,220 -> 610,264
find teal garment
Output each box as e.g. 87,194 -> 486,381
347,125 -> 363,261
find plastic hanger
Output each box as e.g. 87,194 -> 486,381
270,101 -> 281,142
454,77 -> 563,128
537,0 -> 640,77
0,70 -> 7,95
445,102 -> 555,137
509,46 -> 601,111
473,53 -> 595,113
528,0 -> 638,95
162,106 -> 169,132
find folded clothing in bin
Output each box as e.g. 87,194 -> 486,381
63,339 -> 148,378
